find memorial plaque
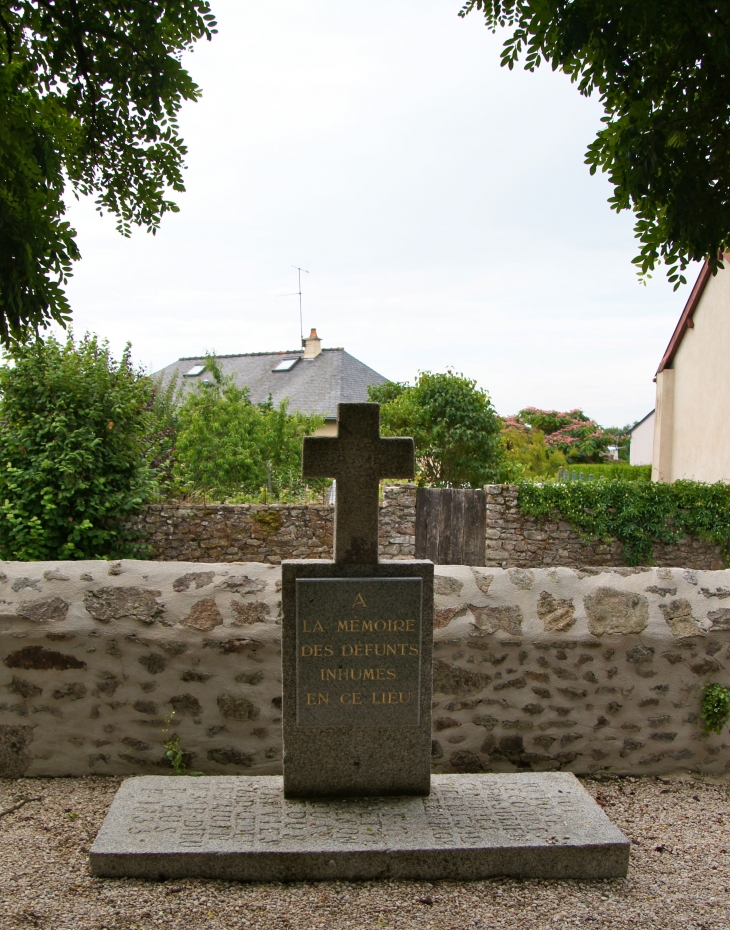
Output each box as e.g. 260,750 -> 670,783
295,578 -> 422,727
280,403 -> 432,798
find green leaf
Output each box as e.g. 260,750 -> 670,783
369,370 -> 505,488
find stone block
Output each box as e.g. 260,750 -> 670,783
90,773 -> 629,881
281,560 -> 434,798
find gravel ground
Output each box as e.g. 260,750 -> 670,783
0,775 -> 728,930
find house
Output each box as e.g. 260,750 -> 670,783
629,410 -> 655,466
153,329 -> 387,436
652,258 -> 730,482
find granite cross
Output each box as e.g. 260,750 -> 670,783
302,402 -> 415,564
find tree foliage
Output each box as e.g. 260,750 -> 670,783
509,407 -> 622,463
145,371 -> 182,498
369,370 -> 506,487
0,0 -> 216,343
0,333 -> 154,560
173,358 -> 324,501
500,422 -> 565,478
460,0 -> 730,286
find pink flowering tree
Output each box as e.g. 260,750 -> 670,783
508,408 -> 622,464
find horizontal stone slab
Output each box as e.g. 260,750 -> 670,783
90,773 -> 629,881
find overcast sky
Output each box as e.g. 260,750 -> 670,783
62,0 -> 696,427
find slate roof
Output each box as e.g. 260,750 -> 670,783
153,348 -> 388,420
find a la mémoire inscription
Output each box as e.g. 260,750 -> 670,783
295,578 -> 422,727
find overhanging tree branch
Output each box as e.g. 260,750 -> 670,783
461,0 -> 730,288
0,0 -> 216,344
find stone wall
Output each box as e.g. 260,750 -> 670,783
1,560 -> 729,779
128,484 -> 723,569
378,484 -> 417,559
483,485 -> 725,570
128,502 -> 333,563
126,486 -> 415,564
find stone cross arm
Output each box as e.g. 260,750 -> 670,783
303,435 -> 414,479
302,403 -> 415,564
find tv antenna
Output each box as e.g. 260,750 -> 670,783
278,266 -> 309,343
292,266 -> 309,343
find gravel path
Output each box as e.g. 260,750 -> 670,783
0,775 -> 728,930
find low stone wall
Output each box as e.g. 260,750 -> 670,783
128,502 -> 333,563
1,560 -> 729,779
128,484 -> 723,568
483,485 -> 725,570
126,486 -> 416,563
379,484 -> 417,559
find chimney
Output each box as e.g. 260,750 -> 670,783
303,327 -> 322,359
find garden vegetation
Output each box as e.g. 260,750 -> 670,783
0,334 -> 154,560
0,340 -> 325,560
517,479 -> 730,565
369,371 -> 508,488
2,341 -> 728,567
172,356 -> 324,503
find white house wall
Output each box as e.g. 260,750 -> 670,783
654,267 -> 730,483
629,412 -> 654,466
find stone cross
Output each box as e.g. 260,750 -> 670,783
302,403 -> 415,564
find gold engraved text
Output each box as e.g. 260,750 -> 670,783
320,667 -> 396,682
305,693 -> 329,705
336,618 -> 415,633
372,691 -> 412,705
301,645 -> 334,657
340,643 -> 418,657
339,692 -> 363,704
301,619 -> 324,633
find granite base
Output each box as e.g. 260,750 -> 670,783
90,773 -> 629,881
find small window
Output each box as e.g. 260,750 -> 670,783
184,364 -> 205,377
272,357 -> 299,372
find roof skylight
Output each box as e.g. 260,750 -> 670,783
272,357 -> 299,372
184,364 -> 205,377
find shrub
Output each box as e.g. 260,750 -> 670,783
173,358 -> 324,501
558,463 -> 652,482
370,371 -> 507,488
144,373 -> 182,499
0,334 -> 154,560
517,479 -> 730,565
500,421 -> 566,479
514,408 -> 628,463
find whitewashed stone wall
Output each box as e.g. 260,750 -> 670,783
1,561 -> 728,779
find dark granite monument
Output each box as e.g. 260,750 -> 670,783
90,402 -> 629,881
282,402 -> 434,798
